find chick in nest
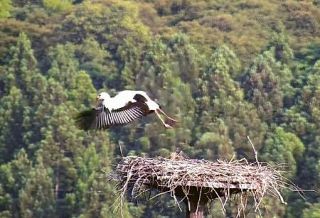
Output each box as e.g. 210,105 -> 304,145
170,148 -> 188,160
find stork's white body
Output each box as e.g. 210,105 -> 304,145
95,90 -> 176,128
103,90 -> 159,111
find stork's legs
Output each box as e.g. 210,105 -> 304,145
157,108 -> 177,121
155,110 -> 172,128
155,109 -> 177,128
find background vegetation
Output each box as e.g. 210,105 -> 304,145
1,0 -> 320,217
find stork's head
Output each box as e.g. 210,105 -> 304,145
97,92 -> 110,102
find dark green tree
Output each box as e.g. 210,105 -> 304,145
0,32 -> 46,160
242,50 -> 283,122
0,87 -> 24,162
19,154 -> 55,218
0,149 -> 31,217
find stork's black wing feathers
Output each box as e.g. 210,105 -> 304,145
108,101 -> 149,126
75,101 -> 150,130
74,109 -> 96,131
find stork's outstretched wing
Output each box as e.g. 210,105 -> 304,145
94,102 -> 149,129
75,101 -> 149,130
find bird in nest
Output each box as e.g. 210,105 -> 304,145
170,148 -> 188,160
75,90 -> 177,130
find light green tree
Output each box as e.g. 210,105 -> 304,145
261,127 -> 305,178
303,203 -> 320,218
43,0 -> 72,12
197,45 -> 266,159
0,0 -> 12,18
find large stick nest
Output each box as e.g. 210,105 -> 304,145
111,155 -> 293,215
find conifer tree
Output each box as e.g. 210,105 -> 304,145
0,33 -> 45,160
0,149 -> 31,216
19,154 -> 55,218
0,87 -> 24,162
197,45 -> 266,159
242,50 -> 283,122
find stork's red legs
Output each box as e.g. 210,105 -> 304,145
155,109 -> 177,128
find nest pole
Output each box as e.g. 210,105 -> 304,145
184,198 -> 207,218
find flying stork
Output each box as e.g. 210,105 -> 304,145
75,90 -> 177,130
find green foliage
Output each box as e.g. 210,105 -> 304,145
0,87 -> 24,162
0,0 -> 12,18
303,203 -> 320,218
197,45 -> 266,159
43,0 -> 72,12
1,1 -> 320,217
75,37 -> 116,89
47,43 -> 78,89
261,127 -> 304,178
19,155 -> 55,218
0,149 -> 32,216
269,28 -> 294,64
5,32 -> 38,93
197,130 -> 234,160
242,50 -> 284,122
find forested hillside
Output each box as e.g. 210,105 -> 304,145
1,0 -> 320,217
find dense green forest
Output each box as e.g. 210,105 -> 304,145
1,0 -> 320,217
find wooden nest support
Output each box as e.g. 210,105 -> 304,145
111,155 -> 291,217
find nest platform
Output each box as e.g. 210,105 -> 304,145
112,156 -> 288,217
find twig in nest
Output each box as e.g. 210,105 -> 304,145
247,136 -> 260,167
118,141 -> 124,157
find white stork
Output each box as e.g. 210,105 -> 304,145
75,90 -> 177,130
